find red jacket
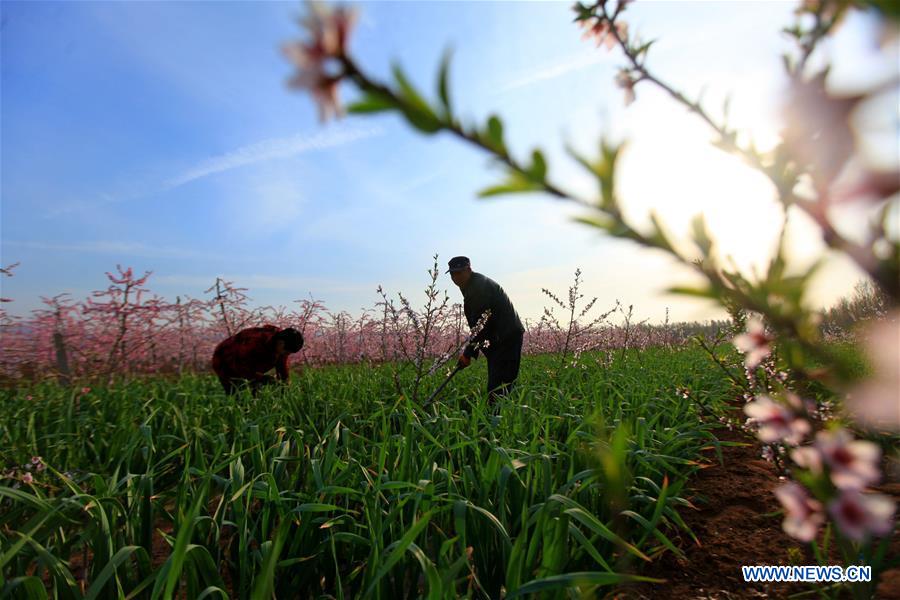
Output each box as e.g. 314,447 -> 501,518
212,325 -> 290,382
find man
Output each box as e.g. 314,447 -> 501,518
212,325 -> 304,395
448,256 -> 525,401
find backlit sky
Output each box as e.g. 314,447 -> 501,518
1,1 -> 895,324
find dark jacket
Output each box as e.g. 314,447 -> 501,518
212,325 -> 291,382
462,272 -> 524,358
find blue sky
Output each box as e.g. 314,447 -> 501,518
1,1 -> 891,324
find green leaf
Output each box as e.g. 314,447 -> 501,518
479,171 -> 543,198
508,571 -> 663,597
565,144 -> 596,177
486,115 -> 504,152
572,214 -> 616,232
294,503 -> 343,513
250,521 -> 290,600
455,500 -> 511,549
666,285 -> 717,299
0,512 -> 53,571
633,39 -> 656,59
392,63 -> 433,115
648,211 -> 675,251
390,62 -> 442,134
437,47 -> 454,118
529,149 -> 547,182
691,214 -> 713,256
548,495 -> 649,562
11,533 -> 80,600
0,577 -> 49,600
195,588 -> 229,600
363,511 -> 433,597
84,546 -> 150,600
406,542 -> 444,600
620,509 -> 684,558
154,482 -> 209,600
347,90 -> 397,115
401,105 -> 442,134
566,139 -> 624,211
567,523 -> 612,571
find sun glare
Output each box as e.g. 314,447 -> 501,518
621,126 -> 788,277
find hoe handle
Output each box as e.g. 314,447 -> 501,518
424,365 -> 462,406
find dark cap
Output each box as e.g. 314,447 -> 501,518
446,256 -> 471,273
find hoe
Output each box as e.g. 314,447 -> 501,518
423,364 -> 463,406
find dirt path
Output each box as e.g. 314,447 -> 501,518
616,417 -> 900,600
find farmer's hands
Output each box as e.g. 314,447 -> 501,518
456,354 -> 471,369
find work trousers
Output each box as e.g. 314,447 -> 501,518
485,332 -> 524,401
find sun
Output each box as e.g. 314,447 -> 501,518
620,128 -> 788,278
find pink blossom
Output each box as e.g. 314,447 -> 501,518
815,428 -> 881,490
795,0 -> 844,22
782,73 -> 862,189
784,392 -> 815,415
830,168 -> 900,204
744,394 -> 810,445
774,482 -> 826,542
846,314 -> 900,432
733,316 -> 773,369
283,2 -> 358,122
790,445 -> 823,474
580,18 -> 628,51
30,456 -> 45,473
828,489 -> 895,542
22,472 -> 34,485
81,387 -> 90,394
614,69 -> 637,106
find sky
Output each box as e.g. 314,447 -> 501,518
1,1 -> 896,325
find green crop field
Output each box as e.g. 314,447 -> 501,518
1,346 -> 738,599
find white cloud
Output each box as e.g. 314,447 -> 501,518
165,126 -> 383,189
42,126 -> 383,219
2,239 -> 220,260
154,273 -> 377,295
499,52 -> 604,93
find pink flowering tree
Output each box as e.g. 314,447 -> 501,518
375,254 -> 457,402
204,277 -> 252,338
82,266 -> 171,380
0,263 -> 28,381
170,295 -> 213,373
32,294 -> 80,385
531,268 -> 619,372
282,0 -> 898,592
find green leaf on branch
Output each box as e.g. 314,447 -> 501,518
691,214 -> 713,256
571,3 -> 594,23
391,62 -> 443,134
666,285 -> 717,299
401,106 -> 443,134
437,47 -> 454,119
528,149 -> 547,182
347,90 -> 397,115
767,245 -> 787,284
632,39 -> 656,61
648,211 -> 675,252
479,170 -> 543,197
566,139 -> 624,213
573,214 -> 615,231
392,63 -> 434,114
572,213 -> 632,239
486,115 -> 506,153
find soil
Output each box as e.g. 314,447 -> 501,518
614,413 -> 900,600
